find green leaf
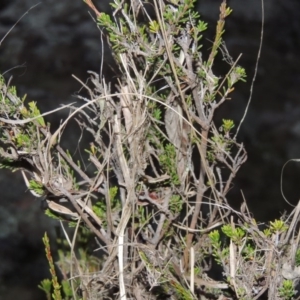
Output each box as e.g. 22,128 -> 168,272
29,179 -> 45,196
222,119 -> 235,133
28,101 -> 45,126
149,20 -> 160,33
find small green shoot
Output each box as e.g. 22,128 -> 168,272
41,232 -> 63,300
278,280 -> 295,300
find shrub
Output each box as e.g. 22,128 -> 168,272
0,0 -> 299,299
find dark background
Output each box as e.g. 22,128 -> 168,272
1,0 -> 300,299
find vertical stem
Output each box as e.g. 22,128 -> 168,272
184,129 -> 209,269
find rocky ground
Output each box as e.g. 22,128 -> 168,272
1,0 -> 300,298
